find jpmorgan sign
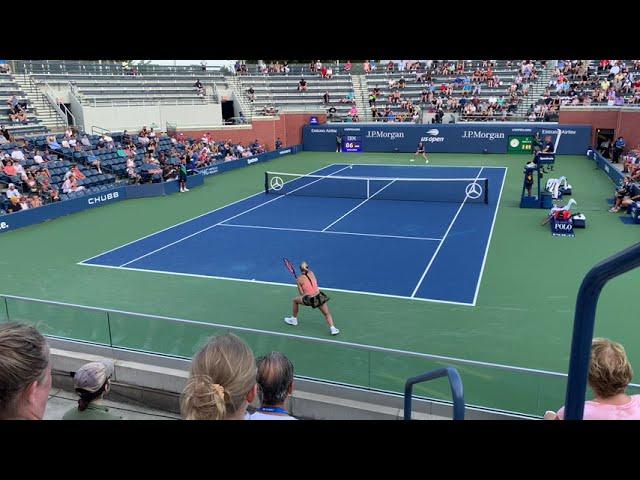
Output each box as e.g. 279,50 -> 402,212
88,191 -> 120,205
461,131 -> 505,141
366,130 -> 405,140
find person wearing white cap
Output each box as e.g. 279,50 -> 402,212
62,360 -> 123,420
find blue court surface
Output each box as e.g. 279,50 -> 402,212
80,163 -> 507,306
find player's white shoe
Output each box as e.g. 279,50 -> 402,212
425,159 -> 429,164
284,317 -> 298,326
410,158 -> 415,162
184,188 -> 190,192
330,326 -> 340,335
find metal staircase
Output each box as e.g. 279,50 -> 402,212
12,73 -> 68,132
227,75 -> 254,119
351,74 -> 370,121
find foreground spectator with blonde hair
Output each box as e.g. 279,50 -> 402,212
545,338 -> 640,420
181,333 -> 257,420
0,323 -> 51,420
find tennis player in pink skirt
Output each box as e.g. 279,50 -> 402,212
284,261 -> 339,336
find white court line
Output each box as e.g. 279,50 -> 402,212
118,165 -> 352,267
347,163 -> 507,170
78,163 -> 345,265
410,167 -> 485,298
472,167 -> 508,305
77,262 -> 475,306
321,179 -> 397,232
218,222 -> 442,242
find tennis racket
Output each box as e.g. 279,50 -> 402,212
283,258 -> 297,279
541,214 -> 553,226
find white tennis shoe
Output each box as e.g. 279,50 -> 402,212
330,326 -> 340,335
284,317 -> 298,326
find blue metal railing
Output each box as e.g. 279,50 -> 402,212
564,242 -> 640,419
404,367 -> 465,420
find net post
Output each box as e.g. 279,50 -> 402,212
367,179 -> 370,198
484,178 -> 489,204
264,171 -> 268,194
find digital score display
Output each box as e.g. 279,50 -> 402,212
342,135 -> 363,153
508,135 -> 533,154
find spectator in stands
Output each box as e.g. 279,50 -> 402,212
612,136 -> 626,163
126,157 -> 141,184
29,195 -> 42,208
6,95 -> 22,114
102,133 -> 114,148
1,125 -> 11,143
247,86 -> 256,102
5,183 -> 20,202
298,78 -> 308,92
609,176 -> 640,213
250,352 -> 297,420
363,60 -> 371,74
65,164 -> 86,182
10,109 -> 27,123
46,135 -> 61,150
322,90 -> 330,105
62,174 -> 85,194
62,360 -> 123,420
0,59 -> 10,74
11,146 -> 25,163
349,105 -> 359,122
23,171 -> 38,194
341,91 -> 355,104
343,60 -> 352,73
194,79 -> 205,97
0,323 -> 51,420
545,338 -> 640,420
6,196 -> 21,213
237,111 -> 247,124
275,137 -> 282,150
327,105 -> 337,121
180,333 -> 258,420
325,65 -> 333,79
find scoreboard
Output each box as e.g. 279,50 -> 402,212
507,135 -> 533,154
342,135 -> 363,153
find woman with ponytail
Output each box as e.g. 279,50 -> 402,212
181,333 -> 258,420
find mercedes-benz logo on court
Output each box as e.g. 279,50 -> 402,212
465,181 -> 483,200
270,176 -> 284,191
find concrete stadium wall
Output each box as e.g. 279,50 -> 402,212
177,111 -> 327,150
74,102 -> 223,132
559,108 -> 640,148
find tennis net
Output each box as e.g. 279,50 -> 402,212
264,171 -> 489,204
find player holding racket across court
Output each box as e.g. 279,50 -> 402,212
284,261 -> 340,336
411,141 -> 429,163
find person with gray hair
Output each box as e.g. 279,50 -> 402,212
250,352 -> 297,420
0,323 -> 52,420
62,360 -> 123,420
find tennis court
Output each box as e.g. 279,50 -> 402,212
79,164 -> 507,305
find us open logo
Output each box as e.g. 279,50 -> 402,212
465,182 -> 483,200
270,176 -> 284,191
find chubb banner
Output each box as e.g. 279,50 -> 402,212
304,124 -> 591,154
